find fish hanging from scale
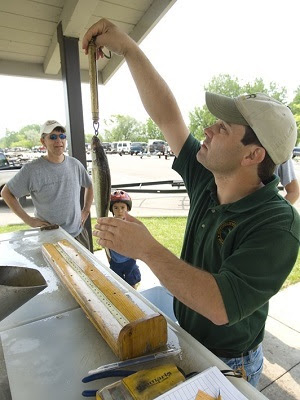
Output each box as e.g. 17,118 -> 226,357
88,38 -> 111,223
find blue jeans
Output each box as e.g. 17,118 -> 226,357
218,343 -> 263,387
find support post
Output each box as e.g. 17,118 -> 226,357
57,22 -> 93,252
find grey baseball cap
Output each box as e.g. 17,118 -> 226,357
205,92 -> 297,165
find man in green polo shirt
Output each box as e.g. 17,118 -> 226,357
83,19 -> 300,387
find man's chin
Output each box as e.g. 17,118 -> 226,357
196,149 -> 204,163
196,151 -> 211,171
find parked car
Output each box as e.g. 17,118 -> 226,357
292,146 -> 300,158
101,142 -> 112,152
111,142 -> 118,154
0,152 -> 26,206
148,140 -> 167,154
130,142 -> 147,155
117,141 -> 131,155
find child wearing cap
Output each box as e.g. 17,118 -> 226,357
109,190 -> 141,289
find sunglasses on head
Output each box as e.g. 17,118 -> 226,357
49,133 -> 67,140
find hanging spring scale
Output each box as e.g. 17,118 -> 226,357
88,37 -> 111,136
88,37 -> 100,136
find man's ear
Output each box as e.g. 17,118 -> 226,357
40,136 -> 48,149
241,146 -> 265,166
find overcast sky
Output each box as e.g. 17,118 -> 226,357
0,0 -> 299,138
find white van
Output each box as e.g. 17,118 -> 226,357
117,141 -> 131,154
111,142 -> 118,153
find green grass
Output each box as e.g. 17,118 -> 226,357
1,218 -> 299,289
282,255 -> 300,289
139,217 -> 186,257
0,224 -> 29,233
91,217 -> 187,256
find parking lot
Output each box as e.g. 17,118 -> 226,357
0,153 -> 190,226
1,153 -> 299,226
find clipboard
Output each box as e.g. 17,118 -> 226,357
155,366 -> 248,400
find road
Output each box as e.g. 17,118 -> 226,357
0,154 -> 299,226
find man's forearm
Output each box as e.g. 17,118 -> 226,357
93,214 -> 228,325
1,186 -> 31,224
83,185 -> 94,213
285,192 -> 298,204
142,240 -> 228,325
284,180 -> 299,204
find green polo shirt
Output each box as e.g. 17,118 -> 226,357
173,134 -> 300,355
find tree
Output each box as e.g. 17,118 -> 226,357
19,124 -> 40,148
188,74 -> 288,141
289,86 -> 300,145
103,115 -> 143,142
205,74 -> 242,98
0,124 -> 41,149
84,133 -> 105,143
85,133 -> 94,143
189,74 -> 243,140
189,106 -> 215,141
142,118 -> 164,141
0,129 -> 20,148
243,78 -> 287,103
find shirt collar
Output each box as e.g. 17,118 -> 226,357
207,174 -> 280,213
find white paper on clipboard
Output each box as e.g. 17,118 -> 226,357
155,366 -> 248,400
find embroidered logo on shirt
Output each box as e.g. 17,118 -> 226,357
217,220 -> 237,244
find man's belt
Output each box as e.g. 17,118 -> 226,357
208,343 -> 260,359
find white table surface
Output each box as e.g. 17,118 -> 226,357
0,228 -> 268,399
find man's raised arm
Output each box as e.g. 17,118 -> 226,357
82,19 -> 189,156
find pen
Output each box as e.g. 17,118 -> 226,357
88,348 -> 181,375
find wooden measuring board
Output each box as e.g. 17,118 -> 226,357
42,240 -> 167,360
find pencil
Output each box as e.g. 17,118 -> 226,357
217,389 -> 222,400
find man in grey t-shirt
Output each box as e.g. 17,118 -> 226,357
1,120 -> 94,250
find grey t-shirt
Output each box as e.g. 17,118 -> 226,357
275,159 -> 296,187
7,156 -> 92,237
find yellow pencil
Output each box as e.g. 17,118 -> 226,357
217,389 -> 222,400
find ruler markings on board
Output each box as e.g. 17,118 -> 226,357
53,243 -> 129,327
